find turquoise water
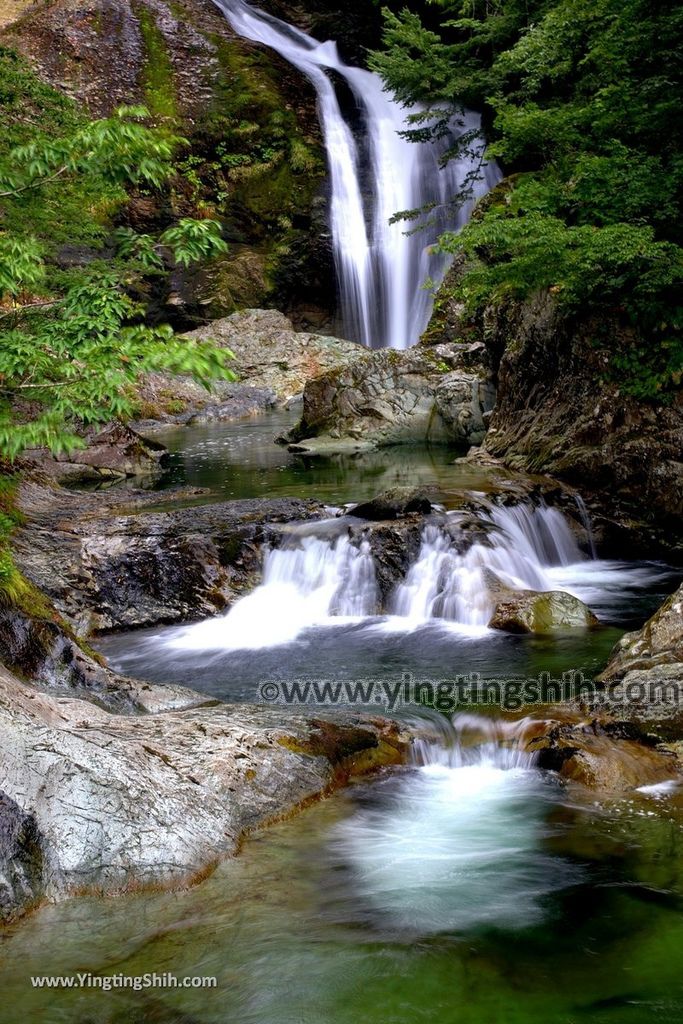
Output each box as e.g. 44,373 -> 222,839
2,763 -> 683,1024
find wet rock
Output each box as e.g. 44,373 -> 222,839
0,604 -> 209,713
21,422 -> 164,485
0,791 -> 46,923
288,346 -> 495,453
488,588 -> 600,634
13,482 -> 329,634
530,717 -> 679,790
350,487 -> 437,521
0,664 -> 407,919
600,583 -> 683,682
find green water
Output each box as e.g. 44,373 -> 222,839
2,774 -> 683,1024
135,410 -> 523,508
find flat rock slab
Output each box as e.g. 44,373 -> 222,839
0,665 -> 407,919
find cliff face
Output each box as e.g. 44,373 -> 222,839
0,0 -> 336,326
425,265 -> 683,559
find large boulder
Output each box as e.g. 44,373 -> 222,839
131,310 -> 362,427
0,665 -> 406,919
287,344 -> 496,453
600,583 -> 683,682
488,588 -> 600,634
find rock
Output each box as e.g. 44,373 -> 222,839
0,791 -> 46,923
13,482 -> 329,634
130,310 -> 361,428
0,664 -> 407,919
288,346 -> 496,452
0,604 -> 209,714
349,487 -> 437,521
21,422 -> 164,485
184,309 -> 362,402
529,716 -> 679,791
488,588 -> 600,634
599,583 -> 683,682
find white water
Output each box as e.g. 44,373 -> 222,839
164,533 -> 378,652
161,502 -> 673,652
392,504 -> 584,627
331,712 -> 577,935
212,0 -> 500,348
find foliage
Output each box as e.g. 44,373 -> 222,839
370,0 -> 683,396
0,63 -> 235,459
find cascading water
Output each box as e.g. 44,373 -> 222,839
164,532 -> 378,651
330,712 -> 579,935
392,503 -> 585,627
212,0 -> 501,348
158,501 -> 672,653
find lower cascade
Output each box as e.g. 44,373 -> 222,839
213,0 -> 500,349
329,713 -> 578,935
162,501 -> 663,653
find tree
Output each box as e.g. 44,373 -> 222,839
370,0 -> 683,396
0,105 -> 235,458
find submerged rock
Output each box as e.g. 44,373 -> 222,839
0,664 -> 407,920
488,588 -> 600,634
287,345 -> 495,453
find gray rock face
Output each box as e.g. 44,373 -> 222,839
13,483 -> 329,635
0,665 -> 406,918
129,310 -> 362,429
185,309 -> 362,401
288,344 -> 496,453
0,792 -> 46,924
488,588 -> 600,634
0,605 -> 210,714
601,583 -> 683,680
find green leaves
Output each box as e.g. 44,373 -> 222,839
0,85 -> 234,459
0,267 -> 236,458
371,0 -> 683,398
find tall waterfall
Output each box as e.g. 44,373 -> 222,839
212,0 -> 501,348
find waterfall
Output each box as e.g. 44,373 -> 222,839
391,503 -> 585,627
330,711 -> 578,936
212,0 -> 500,349
163,533 -> 378,651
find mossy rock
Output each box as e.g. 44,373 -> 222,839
488,589 -> 600,634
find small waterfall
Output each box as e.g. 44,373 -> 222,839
212,0 -> 500,349
330,711 -> 577,936
391,503 -> 586,627
163,533 -> 378,651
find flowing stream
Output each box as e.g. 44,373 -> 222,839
212,0 -> 500,348
4,710 -> 683,1023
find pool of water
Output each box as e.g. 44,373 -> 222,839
123,410 -> 535,508
3,731 -> 683,1024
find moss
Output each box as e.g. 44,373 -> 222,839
135,5 -> 177,120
